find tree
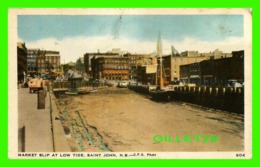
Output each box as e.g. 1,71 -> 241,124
75,58 -> 84,72
62,64 -> 74,73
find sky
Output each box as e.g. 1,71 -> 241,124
18,15 -> 244,63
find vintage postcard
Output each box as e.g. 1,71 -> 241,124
9,8 -> 252,159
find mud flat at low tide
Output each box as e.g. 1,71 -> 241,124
55,87 -> 244,152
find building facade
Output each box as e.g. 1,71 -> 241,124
37,50 -> 60,74
180,62 -> 201,85
91,57 -> 129,80
161,53 -> 206,82
27,49 -> 40,75
160,49 -> 232,83
180,50 -> 244,86
200,49 -> 232,60
123,53 -> 155,81
200,58 -> 233,86
84,52 -> 119,77
231,50 -> 244,81
17,42 -> 27,82
137,64 -> 157,84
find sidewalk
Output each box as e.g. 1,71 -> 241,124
18,87 -> 53,152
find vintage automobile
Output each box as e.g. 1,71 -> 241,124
28,78 -> 43,93
227,79 -> 244,87
117,81 -> 128,88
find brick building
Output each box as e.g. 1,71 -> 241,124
91,57 -> 129,80
123,53 -> 156,81
84,52 -> 119,77
180,62 -> 201,85
137,64 -> 157,84
180,50 -> 244,86
231,50 -> 244,81
17,42 -> 27,82
37,50 -> 60,74
160,52 -> 206,82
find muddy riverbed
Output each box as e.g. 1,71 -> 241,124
55,87 -> 244,152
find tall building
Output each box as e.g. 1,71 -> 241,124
17,42 -> 27,82
231,50 -> 244,81
180,50 -> 244,86
160,48 -> 232,82
37,50 -> 60,74
160,52 -> 206,82
27,49 -> 40,75
123,53 -> 154,80
91,57 -> 129,80
180,62 -> 201,85
84,52 -> 119,77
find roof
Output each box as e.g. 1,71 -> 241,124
84,52 -> 119,56
17,42 -> 27,50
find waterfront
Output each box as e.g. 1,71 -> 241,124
55,87 -> 244,152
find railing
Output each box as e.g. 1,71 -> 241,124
51,80 -> 106,91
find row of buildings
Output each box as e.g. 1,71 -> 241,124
84,50 -> 157,81
18,42 -> 244,87
83,48 -> 243,86
180,50 -> 244,86
17,42 -> 61,82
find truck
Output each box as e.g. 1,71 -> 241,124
28,78 -> 43,93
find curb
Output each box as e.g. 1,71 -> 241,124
49,88 -> 71,152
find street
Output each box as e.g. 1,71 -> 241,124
18,87 -> 53,152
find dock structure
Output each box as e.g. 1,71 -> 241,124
128,85 -> 244,114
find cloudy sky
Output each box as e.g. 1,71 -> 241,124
18,15 -> 244,63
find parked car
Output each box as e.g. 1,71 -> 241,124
227,79 -> 244,87
28,78 -> 43,93
117,81 -> 128,88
